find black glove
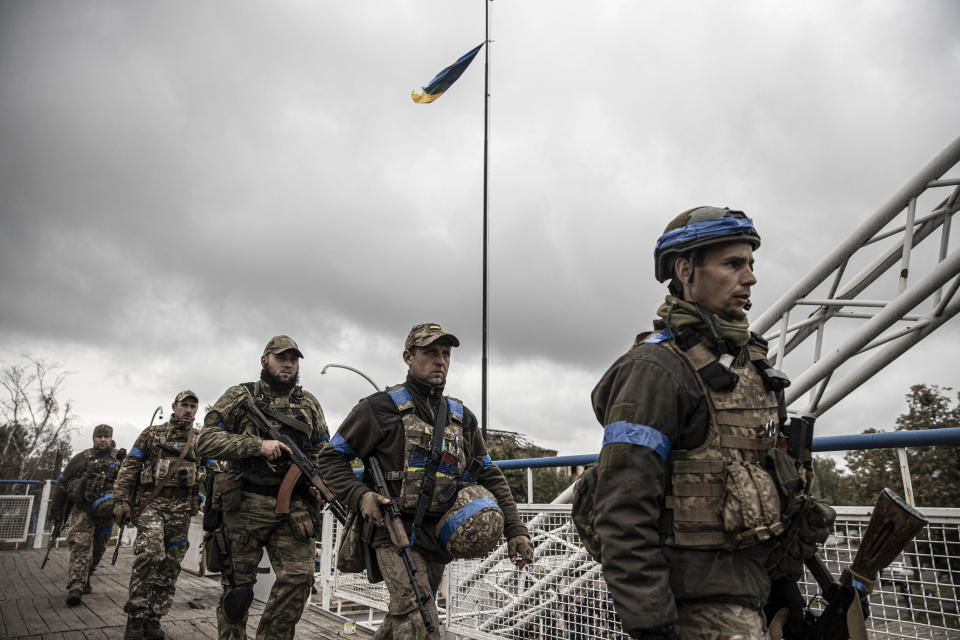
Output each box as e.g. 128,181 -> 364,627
765,579 -> 807,638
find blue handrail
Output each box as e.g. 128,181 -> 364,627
493,427 -> 960,470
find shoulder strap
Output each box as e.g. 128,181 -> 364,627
409,394 -> 448,544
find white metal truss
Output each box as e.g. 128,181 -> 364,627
752,136 -> 960,418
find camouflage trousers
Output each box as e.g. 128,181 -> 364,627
674,602 -> 770,640
65,508 -> 113,591
123,505 -> 192,621
217,492 -> 316,640
371,546 -> 445,640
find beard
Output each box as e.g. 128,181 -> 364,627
260,367 -> 299,392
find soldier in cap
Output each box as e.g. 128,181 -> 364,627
317,323 -> 534,639
114,390 -> 216,640
196,335 -> 330,640
588,207 -> 805,639
51,423 -> 124,606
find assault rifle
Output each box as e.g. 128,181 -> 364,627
366,456 -> 436,633
239,393 -> 348,525
41,499 -> 72,570
772,488 -> 928,640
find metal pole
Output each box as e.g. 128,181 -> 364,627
526,467 -> 533,504
321,364 -> 380,392
897,448 -> 916,506
481,0 -> 490,440
33,479 -> 52,549
752,136 -> 960,335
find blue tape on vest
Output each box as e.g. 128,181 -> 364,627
388,387 -> 413,406
130,447 -> 146,460
314,433 -> 330,445
58,474 -> 66,482
602,421 -> 672,461
447,399 -> 464,421
461,470 -> 476,483
330,433 -> 356,458
644,329 -> 677,344
481,454 -> 493,469
109,463 -> 116,468
438,459 -> 458,476
437,497 -> 501,547
204,459 -> 217,467
218,422 -> 229,431
165,537 -> 188,548
852,579 -> 867,593
92,493 -> 113,510
96,526 -> 114,537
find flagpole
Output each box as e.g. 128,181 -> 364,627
481,0 -> 490,440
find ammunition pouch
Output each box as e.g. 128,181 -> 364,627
67,478 -> 86,504
212,472 -> 243,512
721,460 -> 783,546
221,584 -> 254,623
360,518 -> 383,583
571,465 -> 602,562
336,511 -> 365,573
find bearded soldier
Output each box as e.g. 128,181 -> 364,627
317,323 -> 534,639
113,390 -> 215,640
590,207 -> 813,639
196,335 -> 329,640
51,423 -> 123,606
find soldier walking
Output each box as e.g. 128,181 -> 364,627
590,207 -> 797,639
114,390 -> 215,640
316,323 -> 534,639
196,335 -> 330,640
51,423 -> 123,606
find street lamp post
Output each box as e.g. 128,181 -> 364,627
320,364 -> 381,392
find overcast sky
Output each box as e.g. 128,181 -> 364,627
1,1 -> 959,462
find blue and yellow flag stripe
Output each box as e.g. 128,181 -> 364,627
411,42 -> 485,104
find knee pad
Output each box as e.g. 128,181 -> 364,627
221,584 -> 254,624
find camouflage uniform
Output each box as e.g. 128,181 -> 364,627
52,425 -> 122,596
196,356 -> 329,640
113,394 -> 216,628
318,370 -> 529,640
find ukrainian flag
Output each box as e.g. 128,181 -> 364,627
411,43 -> 485,104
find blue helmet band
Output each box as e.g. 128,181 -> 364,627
655,216 -> 759,255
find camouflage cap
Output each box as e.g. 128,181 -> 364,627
92,424 -> 113,438
405,323 -> 460,350
174,389 -> 199,404
262,335 -> 304,358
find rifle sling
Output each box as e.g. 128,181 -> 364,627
409,394 -> 448,543
135,427 -> 194,519
261,407 -> 313,435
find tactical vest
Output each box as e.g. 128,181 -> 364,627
228,382 -> 317,484
72,449 -> 121,518
137,422 -> 200,492
384,385 -> 467,515
653,330 -> 784,550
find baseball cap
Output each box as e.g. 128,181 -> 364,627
405,323 -> 460,349
263,335 -> 304,358
174,390 -> 199,404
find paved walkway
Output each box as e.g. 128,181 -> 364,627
0,549 -> 364,640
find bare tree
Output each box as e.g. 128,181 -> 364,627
0,357 -> 75,482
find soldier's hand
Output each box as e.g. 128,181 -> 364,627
307,485 -> 326,506
288,509 -> 314,540
507,535 -> 534,569
114,501 -> 131,524
260,439 -> 292,461
359,491 -> 389,528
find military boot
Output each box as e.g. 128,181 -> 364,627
143,619 -> 164,640
65,589 -> 82,606
123,617 -> 144,640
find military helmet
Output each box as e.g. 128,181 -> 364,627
434,484 -> 504,559
654,206 -> 761,282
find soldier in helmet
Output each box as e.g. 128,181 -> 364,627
51,423 -> 124,606
113,390 -> 216,640
590,207 -> 798,639
196,336 -> 330,640
317,322 -> 534,639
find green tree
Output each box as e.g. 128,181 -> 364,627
841,428 -> 903,506
894,384 -> 960,508
812,455 -> 851,505
486,436 -> 571,504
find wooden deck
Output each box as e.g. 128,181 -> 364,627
1,549 -> 365,639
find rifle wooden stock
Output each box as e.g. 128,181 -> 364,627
846,488 -> 927,588
366,457 -> 436,634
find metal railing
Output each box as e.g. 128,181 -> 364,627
315,428 -> 960,639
